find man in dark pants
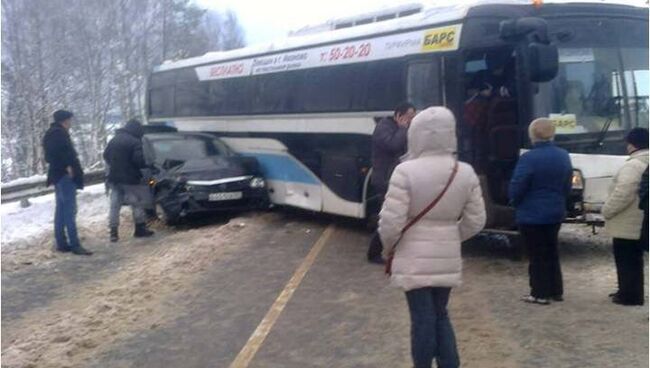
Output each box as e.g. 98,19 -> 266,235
509,119 -> 572,304
367,102 -> 416,264
103,119 -> 154,242
519,224 -> 562,301
603,128 -> 648,306
42,110 -> 92,255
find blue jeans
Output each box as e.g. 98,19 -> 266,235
54,176 -> 80,250
405,287 -> 459,368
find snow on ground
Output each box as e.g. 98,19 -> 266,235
1,184 -> 107,248
1,213 -> 264,368
0,183 -> 647,367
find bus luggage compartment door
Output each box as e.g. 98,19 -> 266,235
320,154 -> 366,218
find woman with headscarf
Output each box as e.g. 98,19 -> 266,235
379,107 -> 486,368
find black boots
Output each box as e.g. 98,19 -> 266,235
70,246 -> 93,256
110,227 -> 119,243
134,223 -> 154,238
56,245 -> 92,255
112,224 -> 153,240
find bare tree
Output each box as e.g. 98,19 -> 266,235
1,0 -> 246,181
202,10 -> 224,51
221,10 -> 246,51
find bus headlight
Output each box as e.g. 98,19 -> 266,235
572,170 -> 584,190
250,177 -> 266,188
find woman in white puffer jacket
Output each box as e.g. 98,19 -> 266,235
379,106 -> 486,368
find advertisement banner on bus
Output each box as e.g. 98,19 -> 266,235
195,24 -> 462,81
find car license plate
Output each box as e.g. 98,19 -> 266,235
209,192 -> 243,201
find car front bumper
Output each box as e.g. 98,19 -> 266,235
157,185 -> 269,218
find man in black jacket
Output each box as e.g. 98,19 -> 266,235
103,119 -> 154,241
367,102 -> 416,264
42,110 -> 92,255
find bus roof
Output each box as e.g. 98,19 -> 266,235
154,0 -> 646,73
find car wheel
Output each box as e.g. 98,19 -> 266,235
156,204 -> 180,226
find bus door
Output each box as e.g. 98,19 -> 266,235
459,18 -> 558,228
461,47 -> 520,207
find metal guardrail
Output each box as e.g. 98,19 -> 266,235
1,170 -> 105,204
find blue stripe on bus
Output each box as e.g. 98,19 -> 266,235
242,153 -> 319,185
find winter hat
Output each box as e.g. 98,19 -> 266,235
124,118 -> 145,138
626,127 -> 649,150
53,110 -> 73,124
528,118 -> 555,143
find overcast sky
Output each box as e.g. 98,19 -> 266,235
195,0 -> 419,45
195,0 -> 647,46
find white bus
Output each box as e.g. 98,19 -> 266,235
146,0 -> 648,229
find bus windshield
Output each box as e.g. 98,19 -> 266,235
533,18 -> 648,153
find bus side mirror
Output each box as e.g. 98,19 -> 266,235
528,43 -> 558,82
500,17 -> 559,83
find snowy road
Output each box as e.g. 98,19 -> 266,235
1,190 -> 648,368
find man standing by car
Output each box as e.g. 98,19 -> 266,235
42,110 -> 92,255
103,119 -> 154,242
367,102 -> 416,264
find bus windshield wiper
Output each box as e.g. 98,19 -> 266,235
592,115 -> 615,149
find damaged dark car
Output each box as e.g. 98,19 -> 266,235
143,132 -> 269,224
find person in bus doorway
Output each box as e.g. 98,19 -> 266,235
481,51 -> 516,99
509,118 -> 572,305
42,110 -> 93,256
379,107 -> 486,368
367,102 -> 416,264
603,128 -> 649,306
103,119 -> 154,242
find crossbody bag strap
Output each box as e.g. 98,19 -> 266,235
396,160 -> 459,245
385,160 -> 459,276
402,161 -> 458,234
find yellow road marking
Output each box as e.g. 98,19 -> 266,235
228,224 -> 335,368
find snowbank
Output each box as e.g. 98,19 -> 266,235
1,184 -> 107,247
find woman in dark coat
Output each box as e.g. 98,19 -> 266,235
509,118 -> 573,305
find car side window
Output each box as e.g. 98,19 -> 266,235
142,140 -> 156,165
211,139 -> 232,156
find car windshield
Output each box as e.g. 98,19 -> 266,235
533,18 -> 648,150
151,138 -> 211,164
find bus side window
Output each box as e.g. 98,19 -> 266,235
150,87 -> 174,117
366,59 -> 404,111
407,59 -> 442,110
301,63 -> 368,113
